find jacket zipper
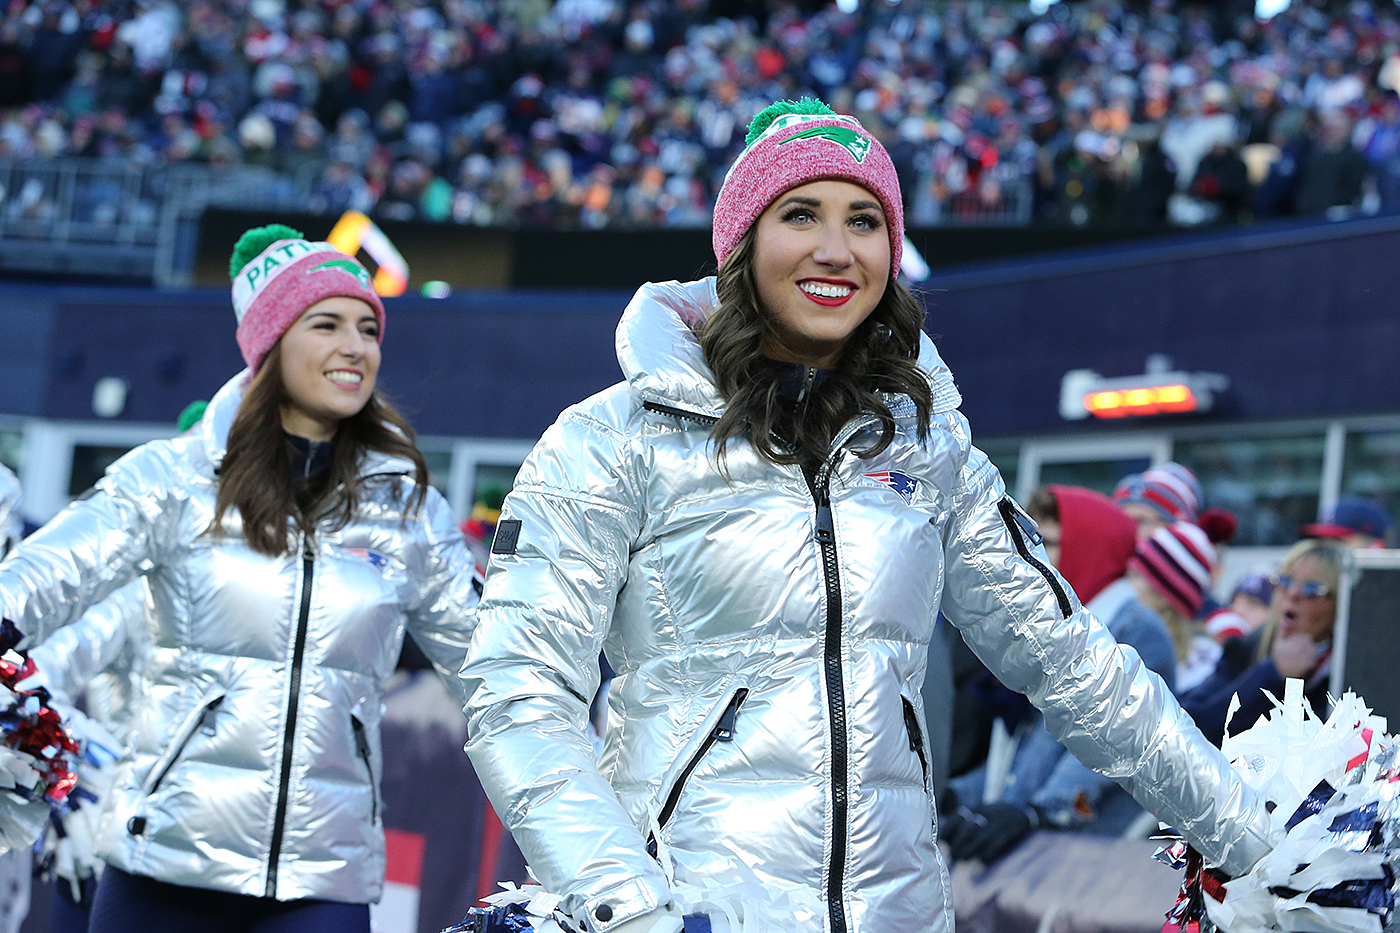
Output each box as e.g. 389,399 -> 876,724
641,399 -> 720,426
646,688 -> 748,858
351,715 -> 378,825
266,533 -> 315,898
997,497 -> 1072,619
143,695 -> 224,798
901,697 -> 929,791
808,468 -> 850,933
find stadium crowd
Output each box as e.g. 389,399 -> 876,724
1,0 -> 1399,230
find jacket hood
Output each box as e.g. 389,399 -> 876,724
201,370 -> 414,478
615,278 -> 962,416
1050,484 -> 1137,604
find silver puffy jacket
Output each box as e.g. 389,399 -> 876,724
0,372 -> 479,903
27,580 -> 149,746
462,278 -> 1275,933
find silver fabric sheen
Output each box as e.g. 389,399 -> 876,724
0,372 -> 479,903
462,278 -> 1276,933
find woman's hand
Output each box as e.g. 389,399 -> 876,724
1271,632 -> 1322,679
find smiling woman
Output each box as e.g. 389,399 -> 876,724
0,225 -> 481,933
460,97 -> 1278,933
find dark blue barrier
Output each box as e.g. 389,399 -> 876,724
4,214 -> 1400,441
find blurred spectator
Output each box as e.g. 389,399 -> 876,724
1205,570 -> 1274,642
1,0 -> 1398,233
1126,521 -> 1222,693
1112,462 -> 1203,543
1296,109 -> 1368,216
1181,539 -> 1345,746
1298,495 -> 1394,548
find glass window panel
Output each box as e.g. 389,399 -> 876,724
421,447 -> 451,497
471,463 -> 521,508
0,430 -> 22,475
69,444 -> 137,497
980,441 -> 1019,499
1340,429 -> 1400,539
1038,456 -> 1150,498
1174,434 -> 1326,546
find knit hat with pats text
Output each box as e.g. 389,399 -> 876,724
229,224 -> 385,373
711,98 -> 903,278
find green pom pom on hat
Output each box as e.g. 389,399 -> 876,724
744,97 -> 837,148
229,224 -> 305,280
176,400 -> 208,433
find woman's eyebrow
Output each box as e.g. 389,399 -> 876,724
849,199 -> 883,213
773,195 -> 822,210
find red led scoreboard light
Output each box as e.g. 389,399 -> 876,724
1060,360 -> 1228,421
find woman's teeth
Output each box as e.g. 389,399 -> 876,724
799,281 -> 852,299
326,371 -> 362,385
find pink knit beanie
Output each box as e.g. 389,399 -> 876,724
712,98 -> 903,278
1129,521 -> 1217,617
229,224 -> 385,372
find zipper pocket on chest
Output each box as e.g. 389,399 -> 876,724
646,688 -> 748,858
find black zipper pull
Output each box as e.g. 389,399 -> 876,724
200,696 -> 224,736
814,489 -> 835,545
303,534 -> 316,562
902,699 -> 921,753
713,688 -> 748,742
353,718 -> 371,760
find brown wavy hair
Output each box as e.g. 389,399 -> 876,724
699,227 -> 933,469
211,342 -> 429,556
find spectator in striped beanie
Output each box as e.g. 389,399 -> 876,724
1113,461 -> 1203,543
1127,521 -> 1222,693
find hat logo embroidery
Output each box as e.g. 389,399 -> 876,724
311,258 -> 373,291
779,125 -> 871,163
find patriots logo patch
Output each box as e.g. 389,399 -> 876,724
862,471 -> 918,504
343,548 -> 389,569
779,125 -> 872,163
311,258 -> 373,290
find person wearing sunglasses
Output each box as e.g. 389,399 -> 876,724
1179,538 -> 1346,746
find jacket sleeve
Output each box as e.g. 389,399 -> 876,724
400,487 -> 481,707
936,447 -> 1275,875
460,406 -> 671,933
0,443 -> 176,646
24,580 -> 146,707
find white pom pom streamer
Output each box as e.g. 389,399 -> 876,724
1162,679 -> 1399,933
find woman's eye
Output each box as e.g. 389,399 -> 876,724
780,208 -> 815,224
850,214 -> 882,230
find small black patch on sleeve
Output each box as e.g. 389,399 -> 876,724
491,519 -> 522,555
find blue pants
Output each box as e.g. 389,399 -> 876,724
89,866 -> 371,933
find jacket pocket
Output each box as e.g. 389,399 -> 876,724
351,714 -> 379,825
128,691 -> 225,836
646,687 -> 749,858
996,496 -> 1072,619
901,695 -> 929,791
